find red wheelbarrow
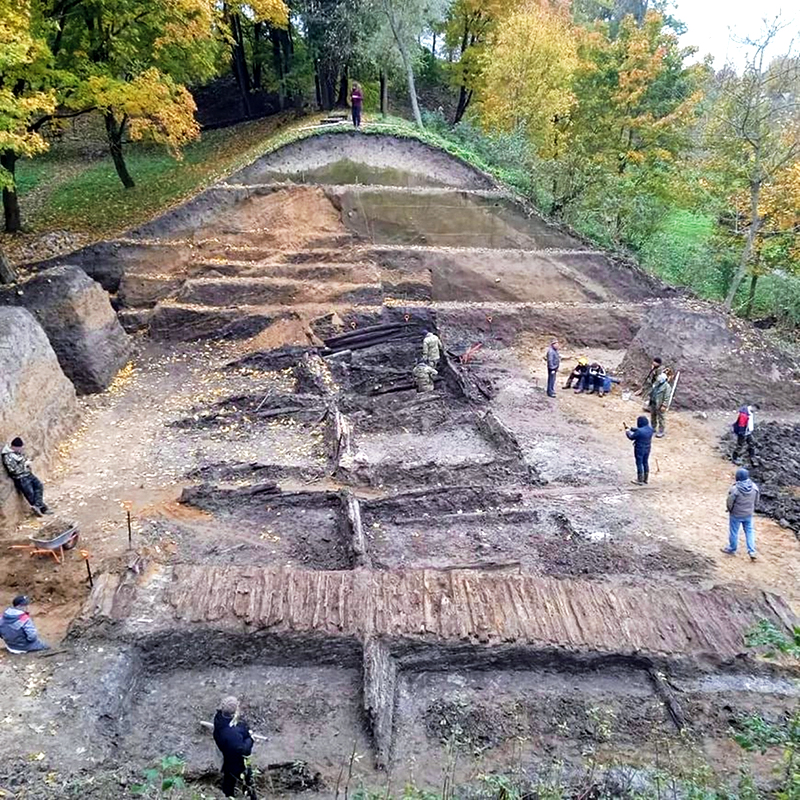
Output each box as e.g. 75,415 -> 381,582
9,523 -> 79,564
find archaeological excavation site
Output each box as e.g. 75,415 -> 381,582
1,131 -> 799,798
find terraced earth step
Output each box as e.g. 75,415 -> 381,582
80,564 -> 796,666
176,276 -> 385,307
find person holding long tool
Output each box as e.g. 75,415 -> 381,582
214,696 -> 256,798
648,373 -> 670,438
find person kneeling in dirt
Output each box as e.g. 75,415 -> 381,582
722,468 -> 760,562
214,696 -> 255,797
413,360 -> 438,393
648,373 -> 670,438
625,416 -> 654,485
1,437 -> 52,517
732,404 -> 756,465
586,363 -> 608,397
421,330 -> 443,367
564,357 -> 589,391
0,596 -> 49,654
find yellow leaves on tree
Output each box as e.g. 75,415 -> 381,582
0,1 -> 55,188
477,0 -> 578,150
87,70 -> 200,157
575,12 -> 706,173
758,159 -> 800,261
245,0 -> 290,27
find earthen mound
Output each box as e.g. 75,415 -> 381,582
619,302 -> 800,410
0,307 -> 78,533
0,266 -> 131,394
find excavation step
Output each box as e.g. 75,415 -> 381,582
176,276 -> 384,307
79,565 -> 795,667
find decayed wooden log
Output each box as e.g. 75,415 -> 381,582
363,637 -> 398,769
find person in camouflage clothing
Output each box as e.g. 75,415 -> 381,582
1,437 -> 51,516
421,330 -> 443,367
648,373 -> 670,438
413,361 -> 438,393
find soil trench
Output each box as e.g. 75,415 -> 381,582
2,133 -> 798,798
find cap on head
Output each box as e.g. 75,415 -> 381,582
12,595 -> 30,608
735,468 -> 750,482
11,437 -> 23,448
637,416 -> 649,428
653,357 -> 662,366
220,696 -> 239,716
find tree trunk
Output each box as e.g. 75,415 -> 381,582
229,12 -> 253,117
270,27 -> 286,109
724,182 -> 762,311
744,273 -> 759,318
379,70 -> 388,115
386,8 -> 422,128
105,113 -> 135,189
252,21 -> 264,89
314,60 -> 322,109
0,246 -> 18,284
453,85 -> 472,125
336,68 -> 349,108
1,150 -> 21,233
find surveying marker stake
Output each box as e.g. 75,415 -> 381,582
80,550 -> 94,588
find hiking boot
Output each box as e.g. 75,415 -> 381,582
32,506 -> 44,517
721,547 -> 736,555
41,506 -> 53,516
643,470 -> 649,484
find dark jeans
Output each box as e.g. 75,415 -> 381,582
634,448 -> 650,479
15,474 -> 44,509
352,104 -> 362,127
547,369 -> 557,396
733,433 -> 755,462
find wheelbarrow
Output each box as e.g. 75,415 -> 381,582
9,524 -> 79,564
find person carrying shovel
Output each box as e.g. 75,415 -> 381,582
214,696 -> 256,798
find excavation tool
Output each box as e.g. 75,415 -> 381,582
8,522 -> 79,564
666,371 -> 681,412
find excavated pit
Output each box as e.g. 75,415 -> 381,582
10,133 -> 799,797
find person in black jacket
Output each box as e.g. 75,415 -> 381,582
213,696 -> 254,797
625,416 -> 654,485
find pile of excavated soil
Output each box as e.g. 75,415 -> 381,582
237,316 -> 319,352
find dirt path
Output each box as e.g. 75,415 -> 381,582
517,342 -> 800,612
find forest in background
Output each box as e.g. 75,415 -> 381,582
1,0 -> 799,328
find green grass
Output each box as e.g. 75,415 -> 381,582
14,113 -> 300,237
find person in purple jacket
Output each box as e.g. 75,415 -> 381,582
350,82 -> 363,128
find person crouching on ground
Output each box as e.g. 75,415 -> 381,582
413,360 -> 437,393
0,596 -> 49,653
213,696 -> 255,797
722,468 -> 760,562
625,416 -> 654,485
564,357 -> 589,391
586,363 -> 607,397
1,437 -> 51,516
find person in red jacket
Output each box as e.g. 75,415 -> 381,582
350,82 -> 363,128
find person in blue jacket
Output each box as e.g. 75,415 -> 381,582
213,696 -> 255,797
0,596 -> 49,653
625,416 -> 654,485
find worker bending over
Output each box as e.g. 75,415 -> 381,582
0,596 -> 49,653
413,360 -> 438,393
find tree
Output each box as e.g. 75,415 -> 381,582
707,19 -> 800,311
373,0 -> 449,128
444,0 -> 513,125
58,0 -> 219,188
477,0 -> 578,148
0,0 -> 56,232
222,0 -> 289,116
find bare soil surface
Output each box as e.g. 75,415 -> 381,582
2,140 -> 798,799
